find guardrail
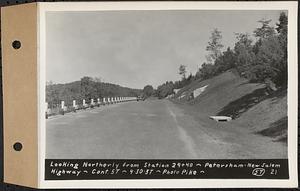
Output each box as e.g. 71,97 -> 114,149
45,96 -> 138,119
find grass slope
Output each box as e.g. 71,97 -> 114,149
173,69 -> 287,143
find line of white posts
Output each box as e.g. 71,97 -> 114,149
46,97 -> 137,117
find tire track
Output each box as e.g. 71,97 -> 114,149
166,104 -> 198,158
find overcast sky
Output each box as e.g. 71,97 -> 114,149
46,10 -> 284,89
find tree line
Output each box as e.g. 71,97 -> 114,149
150,12 -> 287,99
46,76 -> 142,108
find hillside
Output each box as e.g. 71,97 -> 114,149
172,69 -> 287,143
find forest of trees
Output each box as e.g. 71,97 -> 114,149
46,77 -> 142,108
154,12 -> 288,99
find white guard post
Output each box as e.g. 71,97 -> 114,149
45,102 -> 48,112
45,102 -> 51,114
61,100 -> 67,111
61,101 -> 64,109
73,100 -> 78,109
83,99 -> 87,108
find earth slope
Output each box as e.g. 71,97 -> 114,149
172,69 -> 287,143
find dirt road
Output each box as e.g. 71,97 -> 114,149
46,99 -> 287,159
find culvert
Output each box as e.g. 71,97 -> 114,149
209,116 -> 232,122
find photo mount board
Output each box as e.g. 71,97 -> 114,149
1,1 -> 298,189
2,3 -> 38,188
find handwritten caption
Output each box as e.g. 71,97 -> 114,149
45,159 -> 288,180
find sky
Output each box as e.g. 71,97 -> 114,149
46,10 -> 284,89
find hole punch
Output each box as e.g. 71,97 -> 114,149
13,142 -> 23,151
12,40 -> 21,49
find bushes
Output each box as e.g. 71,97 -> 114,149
195,12 -> 288,89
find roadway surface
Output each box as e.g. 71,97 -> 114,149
46,99 -> 286,159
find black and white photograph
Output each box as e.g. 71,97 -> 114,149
46,9 -> 288,159
40,1 -> 297,187
1,1 -> 298,189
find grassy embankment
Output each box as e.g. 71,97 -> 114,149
172,69 -> 287,143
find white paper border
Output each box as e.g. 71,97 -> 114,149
37,1 -> 298,188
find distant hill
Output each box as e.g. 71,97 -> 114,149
46,77 -> 142,107
172,69 -> 287,142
